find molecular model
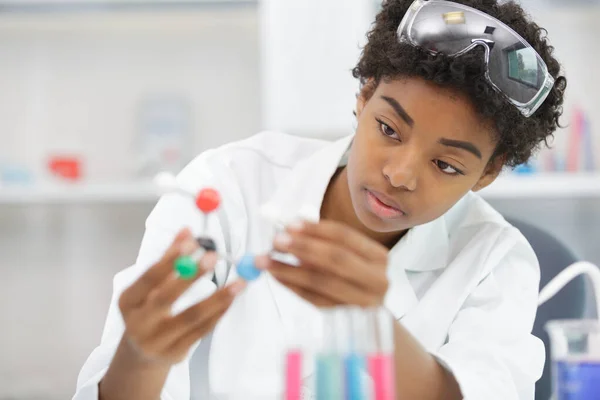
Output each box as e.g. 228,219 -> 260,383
153,172 -> 262,282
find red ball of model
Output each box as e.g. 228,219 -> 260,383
195,188 -> 221,213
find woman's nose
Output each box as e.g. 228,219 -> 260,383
382,153 -> 418,191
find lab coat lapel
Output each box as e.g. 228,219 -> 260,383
388,214 -> 461,353
385,215 -> 449,321
384,262 -> 419,321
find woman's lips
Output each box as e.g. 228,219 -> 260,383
365,189 -> 406,219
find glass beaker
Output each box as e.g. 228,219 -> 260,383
546,319 -> 600,400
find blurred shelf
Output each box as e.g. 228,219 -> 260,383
1,173 -> 599,204
0,182 -> 160,204
0,0 -> 257,32
0,0 -> 256,14
480,173 -> 600,199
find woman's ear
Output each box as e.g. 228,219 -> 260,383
472,155 -> 505,192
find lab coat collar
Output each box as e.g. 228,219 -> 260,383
261,134 -> 354,224
390,215 -> 449,272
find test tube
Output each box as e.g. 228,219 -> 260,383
344,307 -> 369,400
367,308 -> 396,400
285,349 -> 303,400
316,308 -> 345,400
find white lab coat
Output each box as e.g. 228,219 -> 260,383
74,131 -> 544,400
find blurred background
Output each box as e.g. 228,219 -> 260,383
0,0 -> 598,398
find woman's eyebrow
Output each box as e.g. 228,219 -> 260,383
438,138 -> 482,159
381,96 -> 414,127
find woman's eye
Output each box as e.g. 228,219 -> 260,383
435,160 -> 463,176
378,121 -> 399,139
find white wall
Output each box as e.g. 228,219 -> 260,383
0,204 -> 152,399
259,0 -> 375,138
0,8 -> 261,183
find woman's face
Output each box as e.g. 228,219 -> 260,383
347,77 -> 502,233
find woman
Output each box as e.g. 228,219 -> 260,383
75,0 -> 566,399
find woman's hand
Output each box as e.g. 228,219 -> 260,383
256,220 -> 389,308
101,228 -> 246,400
118,228 -> 246,365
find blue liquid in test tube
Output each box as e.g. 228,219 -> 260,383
344,307 -> 370,400
344,352 -> 367,400
555,360 -> 600,400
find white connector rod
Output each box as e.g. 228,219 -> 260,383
153,171 -> 196,198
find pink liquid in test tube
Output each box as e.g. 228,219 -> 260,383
368,353 -> 396,400
285,349 -> 303,400
367,308 -> 396,400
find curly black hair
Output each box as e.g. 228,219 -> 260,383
352,0 -> 567,167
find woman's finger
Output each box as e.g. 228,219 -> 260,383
147,282 -> 242,352
268,260 -> 380,307
289,220 -> 389,263
167,307 -> 229,360
158,280 -> 246,344
127,304 -> 230,365
120,228 -> 192,310
125,252 -> 222,345
278,281 -> 338,308
273,232 -> 388,293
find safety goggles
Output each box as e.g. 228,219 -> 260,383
397,0 -> 555,117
